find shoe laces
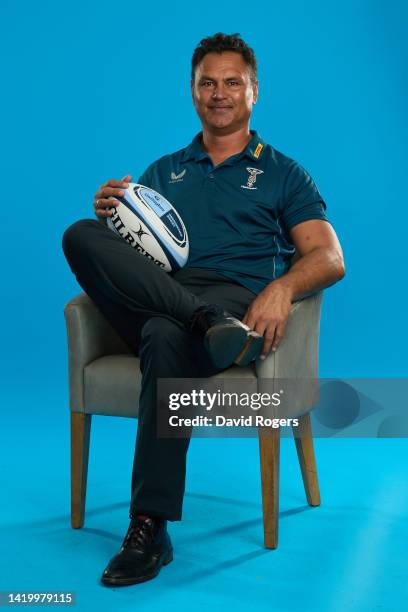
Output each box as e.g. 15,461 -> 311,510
124,517 -> 156,550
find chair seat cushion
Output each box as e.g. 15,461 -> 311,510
82,355 -> 256,418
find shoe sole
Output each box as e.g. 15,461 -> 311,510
101,549 -> 173,587
234,331 -> 264,366
205,324 -> 263,369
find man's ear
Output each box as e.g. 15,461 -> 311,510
252,79 -> 259,105
190,78 -> 195,103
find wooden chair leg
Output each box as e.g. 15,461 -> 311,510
71,412 -> 92,528
258,426 -> 280,549
293,413 -> 320,506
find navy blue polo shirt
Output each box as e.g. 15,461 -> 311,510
138,130 -> 329,294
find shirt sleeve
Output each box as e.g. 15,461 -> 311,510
281,161 -> 329,231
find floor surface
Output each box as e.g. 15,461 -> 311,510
1,389 -> 407,611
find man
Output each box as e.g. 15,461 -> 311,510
62,33 -> 345,586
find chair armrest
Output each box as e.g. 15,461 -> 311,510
255,292 -> 323,416
64,292 -> 130,411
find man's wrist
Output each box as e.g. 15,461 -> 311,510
267,277 -> 296,301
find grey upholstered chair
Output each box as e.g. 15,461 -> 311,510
64,290 -> 322,549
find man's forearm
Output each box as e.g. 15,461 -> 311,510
272,246 -> 345,302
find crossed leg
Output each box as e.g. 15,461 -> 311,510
62,218 -> 256,520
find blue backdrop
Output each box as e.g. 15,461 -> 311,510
1,0 -> 407,390
1,3 -> 407,610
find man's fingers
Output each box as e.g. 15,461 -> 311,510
259,324 -> 276,359
244,311 -> 258,331
94,178 -> 130,217
96,207 -> 114,218
271,321 -> 286,352
95,202 -> 115,217
96,186 -> 126,199
94,197 -> 120,217
95,197 -> 120,207
252,320 -> 269,359
102,179 -> 130,189
259,321 -> 287,359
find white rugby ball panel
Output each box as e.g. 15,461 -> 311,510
136,186 -> 187,248
107,204 -> 172,271
125,185 -> 188,255
106,183 -> 189,272
122,184 -> 188,269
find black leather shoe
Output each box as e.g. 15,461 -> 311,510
190,304 -> 263,368
101,517 -> 173,587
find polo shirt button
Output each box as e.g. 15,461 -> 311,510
209,174 -> 214,179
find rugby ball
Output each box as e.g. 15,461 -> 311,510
106,183 -> 189,272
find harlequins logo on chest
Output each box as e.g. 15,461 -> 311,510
241,167 -> 264,190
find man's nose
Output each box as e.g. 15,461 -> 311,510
212,84 -> 227,98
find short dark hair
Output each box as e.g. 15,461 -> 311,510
191,33 -> 257,83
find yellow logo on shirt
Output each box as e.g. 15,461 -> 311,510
253,143 -> 263,159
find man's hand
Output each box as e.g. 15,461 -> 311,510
93,174 -> 132,218
242,220 -> 345,360
242,282 -> 293,359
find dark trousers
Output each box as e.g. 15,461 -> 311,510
62,219 -> 256,520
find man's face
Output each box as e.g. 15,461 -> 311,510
191,51 -> 258,134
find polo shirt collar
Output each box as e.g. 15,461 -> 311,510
181,130 -> 266,163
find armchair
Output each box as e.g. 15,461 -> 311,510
64,291 -> 322,548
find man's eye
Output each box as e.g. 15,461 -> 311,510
228,81 -> 239,86
202,81 -> 213,87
